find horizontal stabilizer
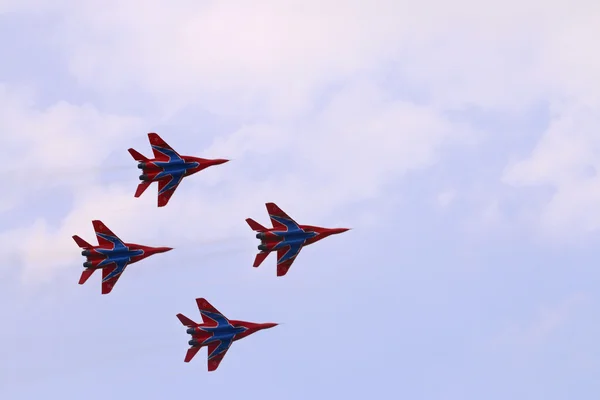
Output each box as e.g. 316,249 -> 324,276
128,148 -> 148,161
246,218 -> 267,232
253,252 -> 269,268
72,235 -> 92,249
185,347 -> 200,363
134,181 -> 151,198
79,269 -> 95,285
176,313 -> 197,327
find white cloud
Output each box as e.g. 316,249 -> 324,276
0,77 -> 459,283
491,3 -> 600,237
4,0 -> 600,284
48,0 -> 598,114
0,84 -> 142,212
206,80 -> 459,206
59,0 -> 406,117
503,103 -> 600,237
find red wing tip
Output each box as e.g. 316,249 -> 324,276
148,133 -> 162,142
196,298 -> 209,307
91,220 -> 105,229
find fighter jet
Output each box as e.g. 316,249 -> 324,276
72,220 -> 172,294
177,298 -> 278,371
128,132 -> 229,207
246,202 -> 350,276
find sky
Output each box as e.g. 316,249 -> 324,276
1,1 -> 600,399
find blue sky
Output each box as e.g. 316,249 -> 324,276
2,2 -> 600,399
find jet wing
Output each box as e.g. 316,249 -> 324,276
265,203 -> 301,231
276,241 -> 304,276
100,260 -> 129,294
148,132 -> 181,161
207,339 -> 233,371
92,220 -> 125,249
157,174 -> 185,207
196,298 -> 230,325
197,298 -> 235,370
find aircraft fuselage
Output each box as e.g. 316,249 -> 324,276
187,324 -> 247,346
81,248 -> 144,269
257,229 -> 317,252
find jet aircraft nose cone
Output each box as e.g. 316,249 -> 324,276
149,246 -> 173,255
261,323 -> 278,329
330,228 -> 350,234
210,159 -> 229,166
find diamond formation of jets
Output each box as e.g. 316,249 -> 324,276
177,298 -> 278,371
69,132 -> 352,371
128,132 -> 229,207
73,220 -> 172,294
246,202 -> 350,276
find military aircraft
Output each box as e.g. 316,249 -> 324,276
128,132 -> 229,207
72,220 -> 172,294
246,202 -> 349,276
177,298 -> 278,371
